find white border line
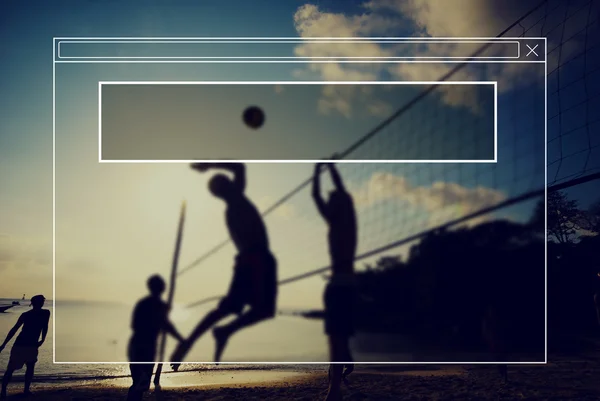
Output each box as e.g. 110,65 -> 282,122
53,36 -> 547,365
98,80 -> 497,164
56,60 -> 546,64
53,37 -> 546,63
544,36 -> 548,365
52,38 -> 56,365
98,82 -> 102,162
57,360 -> 544,365
53,36 -> 543,39
58,39 -> 520,60
494,81 -> 498,162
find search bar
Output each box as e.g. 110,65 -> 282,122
57,39 -> 520,60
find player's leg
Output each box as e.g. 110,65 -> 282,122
140,364 -> 153,393
170,305 -> 233,370
212,255 -> 277,362
23,362 -> 35,394
324,276 -> 356,400
127,340 -> 149,401
188,306 -> 231,344
127,364 -> 143,401
326,337 -> 346,401
342,363 -> 354,385
2,349 -> 23,399
171,262 -> 245,370
1,366 -> 15,399
212,306 -> 275,363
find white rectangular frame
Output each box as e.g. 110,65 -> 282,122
52,36 -> 548,366
97,80 -> 498,164
57,38 -> 522,60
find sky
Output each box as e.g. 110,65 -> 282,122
1,0 -> 599,316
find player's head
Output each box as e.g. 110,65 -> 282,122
30,294 -> 45,309
209,174 -> 237,200
147,275 -> 166,297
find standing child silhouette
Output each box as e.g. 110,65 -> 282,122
127,275 -> 183,401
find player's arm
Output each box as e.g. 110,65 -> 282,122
312,163 -> 329,221
130,302 -> 141,330
164,320 -> 185,342
327,163 -> 346,192
162,306 -> 184,342
38,310 -> 50,347
0,314 -> 24,352
191,162 -> 246,192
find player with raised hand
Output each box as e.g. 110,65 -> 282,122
171,162 -> 277,368
312,159 -> 358,401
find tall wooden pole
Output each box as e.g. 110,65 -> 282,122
154,200 -> 186,387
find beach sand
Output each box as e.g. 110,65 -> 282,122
4,355 -> 600,401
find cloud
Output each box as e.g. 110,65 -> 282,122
293,4 -> 401,38
292,0 -> 585,116
351,171 -> 507,227
316,84 -> 396,118
364,0 -> 534,37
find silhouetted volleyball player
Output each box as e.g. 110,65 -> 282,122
128,275 -> 183,401
0,295 -> 50,399
312,162 -> 357,401
171,162 -> 277,368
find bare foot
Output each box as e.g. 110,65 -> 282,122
213,327 -> 230,364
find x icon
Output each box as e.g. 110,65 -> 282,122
526,44 -> 539,57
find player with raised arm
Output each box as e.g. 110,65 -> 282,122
171,162 -> 277,367
0,295 -> 50,399
312,161 -> 358,401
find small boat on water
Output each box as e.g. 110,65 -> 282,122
11,295 -> 25,306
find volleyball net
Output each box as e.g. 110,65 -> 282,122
177,0 -> 599,312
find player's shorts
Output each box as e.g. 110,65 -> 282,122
8,345 -> 38,370
127,337 -> 157,363
324,275 -> 357,337
219,250 -> 277,315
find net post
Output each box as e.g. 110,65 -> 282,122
154,200 -> 187,387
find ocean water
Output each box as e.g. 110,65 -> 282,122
0,298 -> 330,383
1,298 -> 519,384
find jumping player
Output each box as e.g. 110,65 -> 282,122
171,162 -> 277,368
312,162 -> 358,401
0,295 -> 50,399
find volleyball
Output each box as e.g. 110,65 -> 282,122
243,106 -> 265,129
